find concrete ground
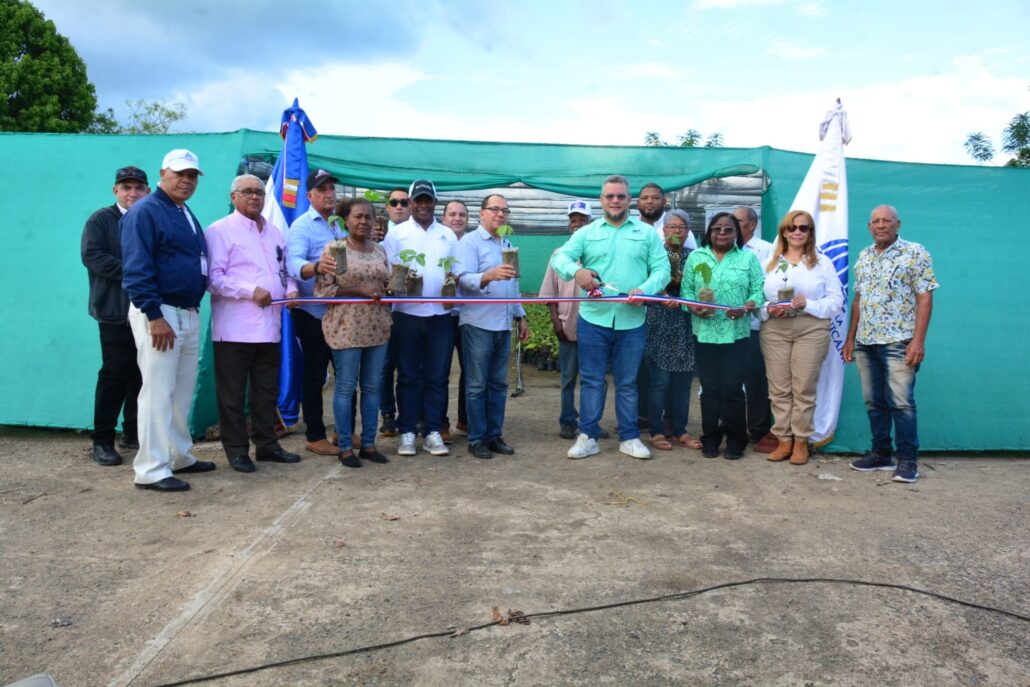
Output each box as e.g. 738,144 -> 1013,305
1,366 -> 1027,687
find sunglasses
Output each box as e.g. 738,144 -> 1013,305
787,225 -> 813,234
711,226 -> 737,235
388,198 -> 410,208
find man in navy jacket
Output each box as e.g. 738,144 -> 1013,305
121,149 -> 215,491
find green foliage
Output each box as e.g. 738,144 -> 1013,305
0,0 -> 97,132
497,223 -> 514,237
775,260 -> 789,274
963,132 -> 995,163
438,256 -> 457,273
363,189 -> 385,202
87,99 -> 187,134
399,249 -> 426,267
521,303 -> 558,362
962,102 -> 1030,168
644,129 -> 725,148
667,233 -> 682,247
694,262 -> 712,287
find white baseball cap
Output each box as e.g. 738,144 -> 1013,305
567,200 -> 592,218
161,149 -> 203,174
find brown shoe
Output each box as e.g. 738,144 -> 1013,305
305,439 -> 340,456
440,424 -> 453,445
789,440 -> 810,465
767,439 -> 794,462
754,432 -> 779,453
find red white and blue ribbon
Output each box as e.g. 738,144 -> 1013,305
271,294 -> 788,311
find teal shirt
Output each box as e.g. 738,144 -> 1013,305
552,216 -> 671,330
682,245 -> 764,344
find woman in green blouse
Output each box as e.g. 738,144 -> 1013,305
682,212 -> 764,459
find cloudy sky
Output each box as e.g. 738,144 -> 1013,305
35,0 -> 1030,165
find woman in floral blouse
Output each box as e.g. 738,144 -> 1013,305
316,199 -> 392,468
759,210 -> 843,465
644,210 -> 700,451
682,212 -> 764,460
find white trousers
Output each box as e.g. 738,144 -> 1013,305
128,304 -> 200,484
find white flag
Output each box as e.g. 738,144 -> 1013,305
790,100 -> 852,446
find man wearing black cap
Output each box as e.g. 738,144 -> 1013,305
81,166 -> 150,466
381,179 -> 458,457
285,169 -> 345,456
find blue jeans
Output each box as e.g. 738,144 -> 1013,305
855,341 -> 920,461
461,324 -> 511,444
393,312 -> 454,436
577,317 -> 646,441
558,339 -> 579,428
646,354 -> 692,438
331,343 -> 388,451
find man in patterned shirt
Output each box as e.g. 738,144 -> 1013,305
843,205 -> 938,483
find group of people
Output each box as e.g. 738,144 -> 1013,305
81,151 -> 937,491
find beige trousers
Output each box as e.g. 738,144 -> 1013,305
759,315 -> 830,441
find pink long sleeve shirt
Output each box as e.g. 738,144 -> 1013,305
206,210 -> 297,343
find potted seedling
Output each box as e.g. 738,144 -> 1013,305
439,256 -> 458,309
694,262 -> 714,303
497,224 -> 520,277
775,260 -> 795,301
666,233 -> 682,283
387,249 -> 425,295
402,249 -> 426,296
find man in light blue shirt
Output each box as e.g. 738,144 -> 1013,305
454,194 -> 529,459
552,175 -> 671,461
285,169 -> 346,457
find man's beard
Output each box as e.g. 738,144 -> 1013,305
605,209 -> 628,224
639,206 -> 663,222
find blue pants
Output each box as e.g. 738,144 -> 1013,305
392,312 -> 454,436
577,317 -> 646,441
461,324 -> 511,444
646,354 -> 692,438
558,339 -> 579,428
331,343 -> 388,451
855,341 -> 920,461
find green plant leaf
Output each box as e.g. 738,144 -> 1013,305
399,249 -> 417,265
497,224 -> 514,237
414,253 -> 426,267
693,262 -> 712,287
363,189 -> 385,202
438,256 -> 457,272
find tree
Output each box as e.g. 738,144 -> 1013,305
963,132 -> 995,163
87,99 -> 188,134
0,0 -> 97,132
1000,112 -> 1030,168
644,129 -> 725,148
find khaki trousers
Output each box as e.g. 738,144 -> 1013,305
759,315 -> 830,441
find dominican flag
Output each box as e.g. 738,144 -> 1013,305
262,98 -> 318,426
789,99 -> 852,446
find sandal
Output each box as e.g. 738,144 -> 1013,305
649,434 -> 673,450
675,434 -> 702,449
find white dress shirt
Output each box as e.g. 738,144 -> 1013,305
381,217 -> 457,317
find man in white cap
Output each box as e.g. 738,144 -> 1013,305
121,149 -> 215,491
381,179 -> 458,457
538,200 -> 608,440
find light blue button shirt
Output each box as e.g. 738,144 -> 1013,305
455,226 -> 525,332
285,206 -> 345,319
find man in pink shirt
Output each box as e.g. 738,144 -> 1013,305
206,174 -> 300,472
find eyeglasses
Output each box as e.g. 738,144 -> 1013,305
788,225 -> 813,234
485,206 -> 511,215
388,198 -> 410,208
711,226 -> 736,235
664,224 -> 688,231
236,188 -> 266,197
602,194 -> 628,201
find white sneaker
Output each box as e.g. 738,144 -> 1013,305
423,431 -> 450,456
567,433 -> 600,459
619,438 -> 652,460
398,432 -> 417,456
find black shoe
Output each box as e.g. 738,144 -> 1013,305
379,414 -> 398,437
136,476 -> 190,492
701,446 -> 720,458
339,452 -> 362,468
257,448 -> 300,463
173,460 -> 217,474
118,435 -> 139,450
358,448 -> 389,464
92,444 -> 123,466
724,446 -> 744,460
487,438 -> 515,455
229,455 -> 256,473
470,442 -> 493,459
559,424 -> 578,440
